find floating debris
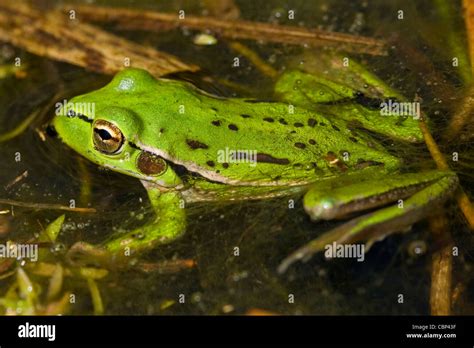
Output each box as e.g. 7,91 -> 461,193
193,33 -> 218,45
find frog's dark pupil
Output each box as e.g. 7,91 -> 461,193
95,128 -> 112,140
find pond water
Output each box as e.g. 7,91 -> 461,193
0,0 -> 473,315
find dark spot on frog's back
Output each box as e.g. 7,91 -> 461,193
206,160 -> 215,167
349,136 -> 358,143
186,139 -> 209,149
294,142 -> 306,149
307,118 -> 317,127
294,122 -> 304,128
211,120 -> 221,126
355,159 -> 384,169
263,117 -> 274,123
228,124 -> 239,131
241,114 -> 251,118
256,153 -> 290,165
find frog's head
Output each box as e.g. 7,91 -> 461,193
52,69 -> 183,189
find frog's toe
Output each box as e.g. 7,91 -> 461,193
277,245 -> 312,274
277,225 -> 348,274
66,241 -> 117,268
303,197 -> 338,221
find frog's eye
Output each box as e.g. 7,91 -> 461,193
92,120 -> 124,154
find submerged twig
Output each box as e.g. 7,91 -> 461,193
228,41 -> 278,78
203,0 -> 241,20
137,259 -> 196,274
0,2 -> 198,77
435,0 -> 471,83
0,109 -> 40,143
419,115 -> 474,229
445,85 -> 474,140
86,277 -> 104,315
4,171 -> 28,190
463,0 -> 474,76
443,0 -> 474,139
429,216 -> 453,315
46,263 -> 64,302
440,0 -> 474,140
66,4 -> 387,56
0,199 -> 96,213
420,112 -> 470,315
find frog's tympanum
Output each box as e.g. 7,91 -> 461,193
52,68 -> 458,272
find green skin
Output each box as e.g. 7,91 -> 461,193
52,68 -> 458,272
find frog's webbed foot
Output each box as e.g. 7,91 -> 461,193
66,241 -> 117,268
68,187 -> 186,269
278,171 -> 458,274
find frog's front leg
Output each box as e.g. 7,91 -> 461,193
68,184 -> 186,267
278,170 -> 458,273
105,184 -> 186,255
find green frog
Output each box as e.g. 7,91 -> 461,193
52,66 -> 458,272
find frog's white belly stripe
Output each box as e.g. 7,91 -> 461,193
137,142 -> 313,187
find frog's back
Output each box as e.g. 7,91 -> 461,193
76,69 -> 401,186
139,79 -> 400,186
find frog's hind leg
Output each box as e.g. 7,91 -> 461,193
274,70 -> 422,143
278,171 -> 458,273
274,70 -> 355,106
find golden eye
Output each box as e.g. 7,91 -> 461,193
92,120 -> 124,154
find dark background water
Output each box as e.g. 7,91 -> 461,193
0,0 -> 473,315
